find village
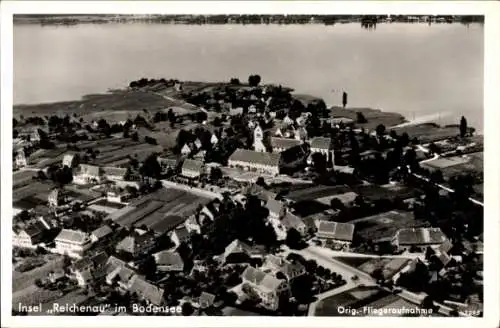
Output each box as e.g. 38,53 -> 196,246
12,76 -> 483,317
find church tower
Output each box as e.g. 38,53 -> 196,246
253,124 -> 266,152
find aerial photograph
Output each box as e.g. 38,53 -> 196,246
10,13 -> 484,318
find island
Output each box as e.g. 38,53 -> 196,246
12,75 -> 483,317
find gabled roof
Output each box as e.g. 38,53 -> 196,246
223,239 -> 253,259
22,221 -> 48,238
153,250 -> 184,268
116,230 -> 155,254
77,164 -> 101,177
102,167 -> 127,177
55,229 -> 89,244
229,149 -> 281,167
91,225 -> 113,239
317,220 -> 355,242
128,275 -> 164,305
242,266 -> 284,292
270,137 -> 302,150
73,251 -> 109,272
396,227 -> 447,246
199,292 -> 216,308
266,198 -> 284,215
182,159 -> 204,172
172,226 -> 190,240
263,254 -> 305,278
62,154 -> 76,165
310,137 -> 332,150
281,212 -> 306,231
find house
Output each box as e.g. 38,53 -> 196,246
115,229 -> 156,258
12,221 -> 50,249
221,239 -> 254,263
106,190 -> 131,204
54,229 -> 92,258
329,117 -> 355,127
241,266 -> 289,311
158,157 -> 179,173
194,138 -> 203,149
392,227 -> 448,252
153,250 -> 184,272
181,159 -> 204,179
281,211 -> 308,236
127,275 -> 165,306
308,137 -> 334,165
266,199 -> 286,219
62,153 -> 79,168
102,167 -> 127,182
104,256 -> 137,289
71,252 -> 109,286
210,134 -> 219,145
270,137 -> 302,153
48,189 -> 67,208
181,144 -> 193,156
228,149 -> 281,176
90,225 -> 113,243
316,220 -> 355,251
261,254 -> 306,281
293,126 -> 308,141
198,292 -> 216,309
170,226 -> 190,247
15,149 -> 27,168
73,164 -> 102,185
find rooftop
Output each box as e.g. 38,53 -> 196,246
229,148 -> 281,167
55,229 -> 89,244
270,137 -> 302,150
396,227 -> 447,246
309,137 -> 332,150
317,220 -> 355,242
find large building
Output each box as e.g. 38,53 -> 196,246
12,221 -> 50,249
392,227 -> 448,252
54,229 -> 92,258
181,159 -> 204,179
73,164 -> 102,185
241,266 -> 289,311
228,149 -> 282,176
115,229 -> 156,258
253,125 -> 267,152
316,220 -> 355,251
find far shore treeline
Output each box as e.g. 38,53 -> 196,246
13,14 -> 484,26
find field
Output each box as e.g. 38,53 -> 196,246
285,185 -> 353,203
12,256 -> 64,292
329,106 -> 406,131
13,170 -> 37,188
14,90 -> 177,123
421,152 -> 483,177
392,123 -> 460,143
349,210 -> 429,242
112,187 -> 211,234
13,181 -> 52,203
352,183 -> 416,202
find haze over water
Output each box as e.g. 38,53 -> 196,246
14,23 -> 484,131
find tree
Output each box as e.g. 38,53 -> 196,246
460,116 -> 467,138
356,112 -> 367,124
209,167 -> 223,182
230,78 -> 240,85
256,176 -> 267,187
375,124 -> 386,137
139,154 -> 162,179
342,92 -> 348,108
285,228 -> 304,249
311,152 -> 327,174
248,75 -> 261,87
131,132 -> 139,142
181,302 -> 194,316
330,198 -> 345,211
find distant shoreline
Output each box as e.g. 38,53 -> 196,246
13,14 -> 484,26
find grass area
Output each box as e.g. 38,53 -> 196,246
350,210 -> 429,242
392,123 -> 460,143
14,90 -> 175,123
329,106 -> 406,131
13,257 -> 64,292
13,170 -> 37,188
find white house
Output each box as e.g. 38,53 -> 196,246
241,266 -> 289,311
16,149 -> 27,168
181,159 -> 204,179
73,164 -> 102,185
48,189 -> 67,208
12,221 -> 49,249
62,153 -> 79,168
54,229 -> 92,258
170,226 -> 190,247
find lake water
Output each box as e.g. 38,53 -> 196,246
14,23 -> 484,131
